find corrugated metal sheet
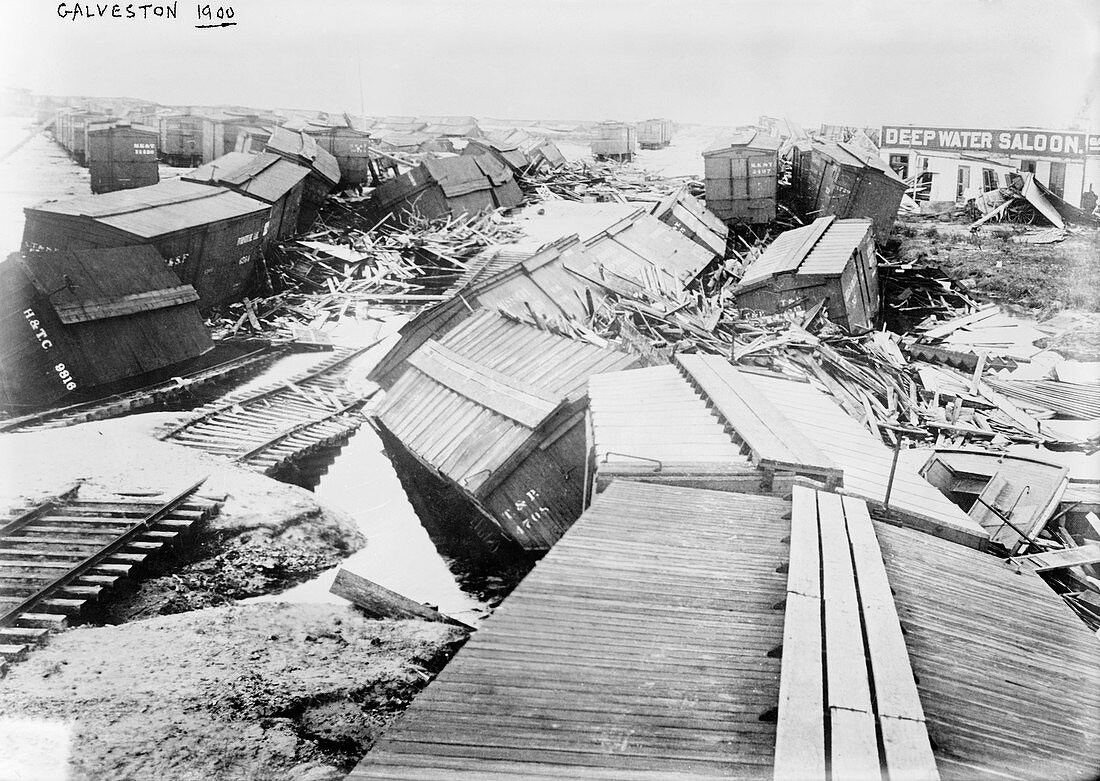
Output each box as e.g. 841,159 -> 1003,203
183,152 -> 310,204
374,310 -> 639,549
27,179 -> 270,237
587,364 -> 762,492
723,362 -> 988,548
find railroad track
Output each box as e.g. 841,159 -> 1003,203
0,479 -> 222,668
0,344 -> 286,434
160,342 -> 382,475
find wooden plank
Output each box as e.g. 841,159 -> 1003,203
52,284 -> 200,324
787,485 -> 820,598
408,339 -> 563,428
880,716 -> 940,781
773,592 -> 825,781
1011,543 -> 1100,572
330,569 -> 470,628
829,707 -> 881,781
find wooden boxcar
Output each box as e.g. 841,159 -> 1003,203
302,124 -> 377,186
264,126 -> 341,232
792,139 -> 907,242
22,179 -> 270,309
85,121 -> 160,194
183,152 -> 310,246
734,216 -> 878,332
373,309 -> 640,551
201,113 -> 276,164
232,125 -> 274,154
369,236 -> 606,389
58,110 -> 110,164
0,245 -> 212,409
500,130 -> 567,170
650,186 -> 729,258
461,137 -> 531,175
159,111 -> 206,167
591,121 -> 637,161
367,155 -> 522,226
637,118 -> 674,149
702,130 -> 782,225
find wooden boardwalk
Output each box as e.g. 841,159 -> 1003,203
348,481 -> 791,780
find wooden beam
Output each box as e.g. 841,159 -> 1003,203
330,568 -> 472,629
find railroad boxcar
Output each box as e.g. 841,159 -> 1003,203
734,216 -> 878,332
302,124 -> 377,186
373,309 -> 641,551
85,121 -> 160,194
183,151 -> 310,246
0,245 -> 212,409
791,139 -> 907,242
702,130 -> 782,225
22,179 -> 270,309
367,155 -> 521,226
461,137 -> 531,176
637,118 -> 674,149
232,125 -> 275,154
159,110 -> 206,167
263,126 -> 341,232
591,121 -> 637,162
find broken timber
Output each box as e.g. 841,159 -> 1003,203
329,568 -> 471,629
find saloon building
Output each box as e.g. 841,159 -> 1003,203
879,124 -> 1099,209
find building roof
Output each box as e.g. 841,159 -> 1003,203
736,216 -> 873,291
26,179 -> 270,238
183,151 -> 310,203
374,309 -> 638,496
702,129 -> 783,155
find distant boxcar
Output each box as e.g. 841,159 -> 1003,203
702,130 -> 782,225
159,111 -> 206,167
85,121 -> 160,194
22,179 -> 270,309
0,245 -> 212,409
637,118 -> 674,149
591,121 -> 637,162
302,124 -> 377,186
792,139 -> 907,242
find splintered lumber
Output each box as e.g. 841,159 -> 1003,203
330,568 -> 470,628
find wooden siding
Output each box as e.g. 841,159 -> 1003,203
368,236 -> 605,390
702,132 -> 781,225
374,311 -> 639,549
587,365 -> 763,493
348,481 -> 791,780
85,123 -> 160,194
877,520 -> 1100,779
688,360 -> 987,548
652,188 -> 729,258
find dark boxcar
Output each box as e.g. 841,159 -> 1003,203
0,245 -> 212,409
22,179 -> 270,309
637,118 -> 674,149
264,126 -> 341,232
302,125 -> 376,186
367,155 -> 521,226
591,121 -> 637,161
792,139 -> 907,242
734,216 -> 878,332
183,152 -> 310,245
159,111 -> 206,167
702,130 -> 782,225
85,121 -> 160,194
461,137 -> 531,175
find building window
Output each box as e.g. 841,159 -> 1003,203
1020,160 -> 1037,174
956,166 -> 971,200
982,169 -> 999,191
889,153 -> 909,180
1048,161 -> 1066,199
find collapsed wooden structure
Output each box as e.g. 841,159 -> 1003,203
367,155 -> 523,226
734,216 -> 879,332
264,126 -> 341,231
0,246 -> 211,408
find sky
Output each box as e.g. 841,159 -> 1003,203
2,0 -> 1098,129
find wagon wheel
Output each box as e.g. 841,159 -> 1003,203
1005,201 -> 1036,225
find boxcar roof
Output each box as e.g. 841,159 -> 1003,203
375,310 -> 637,494
805,138 -> 903,181
737,216 -> 872,290
264,126 -> 341,186
27,179 -> 270,237
183,152 -> 310,203
85,121 -> 159,136
702,129 -> 782,155
422,156 -> 497,198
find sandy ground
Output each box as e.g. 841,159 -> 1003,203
0,412 -> 367,617
0,604 -> 467,781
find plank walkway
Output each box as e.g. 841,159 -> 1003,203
348,481 -> 792,780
